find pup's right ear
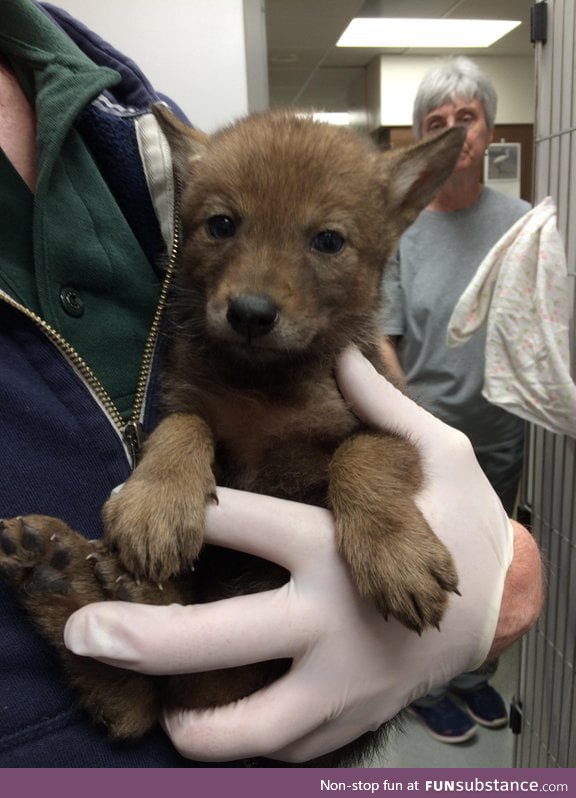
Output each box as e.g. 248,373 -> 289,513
152,103 -> 208,178
379,126 -> 465,230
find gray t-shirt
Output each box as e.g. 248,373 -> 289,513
381,187 -> 530,451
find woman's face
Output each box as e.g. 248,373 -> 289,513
421,97 -> 493,176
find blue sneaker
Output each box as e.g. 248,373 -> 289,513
409,695 -> 478,743
455,684 -> 508,728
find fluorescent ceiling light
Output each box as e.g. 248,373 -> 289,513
337,18 -> 521,49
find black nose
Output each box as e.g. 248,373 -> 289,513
226,294 -> 279,339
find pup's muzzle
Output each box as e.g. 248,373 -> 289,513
226,293 -> 279,339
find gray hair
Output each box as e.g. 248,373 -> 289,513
412,56 -> 498,138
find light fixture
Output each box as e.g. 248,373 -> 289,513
337,18 -> 521,49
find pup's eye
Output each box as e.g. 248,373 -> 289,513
311,230 -> 345,254
206,215 -> 236,239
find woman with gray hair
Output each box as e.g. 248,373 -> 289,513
381,56 -> 530,745
412,55 -> 498,138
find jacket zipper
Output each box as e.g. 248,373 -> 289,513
1,207 -> 181,470
123,202 -> 181,465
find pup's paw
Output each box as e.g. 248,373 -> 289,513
343,511 -> 459,634
102,475 -> 217,582
0,514 -> 113,647
0,516 -> 169,741
89,544 -> 192,606
330,433 -> 459,634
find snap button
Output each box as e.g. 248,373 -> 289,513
60,287 -> 84,318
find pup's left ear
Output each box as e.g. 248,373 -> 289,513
379,126 -> 465,228
152,103 -> 208,178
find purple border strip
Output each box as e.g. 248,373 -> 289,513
3,767 -> 574,798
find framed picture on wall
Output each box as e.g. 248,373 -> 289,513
486,142 -> 521,181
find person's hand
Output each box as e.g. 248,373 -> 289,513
64,347 -> 525,763
486,518 -> 542,661
336,348 -> 542,664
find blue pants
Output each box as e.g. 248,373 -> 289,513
413,660 -> 499,707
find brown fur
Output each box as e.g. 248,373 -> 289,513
0,109 -> 465,766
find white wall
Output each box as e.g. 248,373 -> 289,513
54,0 -> 268,132
367,55 -> 535,131
243,0 -> 269,116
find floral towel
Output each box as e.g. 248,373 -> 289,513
447,196 -> 576,438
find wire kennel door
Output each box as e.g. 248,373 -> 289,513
513,0 -> 576,769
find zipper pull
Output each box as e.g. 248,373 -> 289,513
124,420 -> 144,468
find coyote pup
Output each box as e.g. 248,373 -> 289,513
0,108 -> 464,765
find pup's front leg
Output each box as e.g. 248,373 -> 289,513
103,413 -> 216,581
0,515 -> 178,738
329,432 -> 459,633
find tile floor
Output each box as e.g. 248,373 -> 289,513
366,644 -> 520,768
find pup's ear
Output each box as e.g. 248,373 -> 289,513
380,126 -> 465,228
152,103 -> 208,178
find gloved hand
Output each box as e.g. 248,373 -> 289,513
64,347 -> 514,763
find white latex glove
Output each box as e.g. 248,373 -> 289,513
64,347 -> 513,764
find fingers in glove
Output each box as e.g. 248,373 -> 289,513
205,487 -> 336,570
64,587 -> 308,673
335,346 -> 478,466
162,670 -> 345,763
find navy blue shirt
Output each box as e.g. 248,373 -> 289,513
0,0 -> 216,767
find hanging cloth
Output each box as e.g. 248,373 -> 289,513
447,196 -> 576,439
